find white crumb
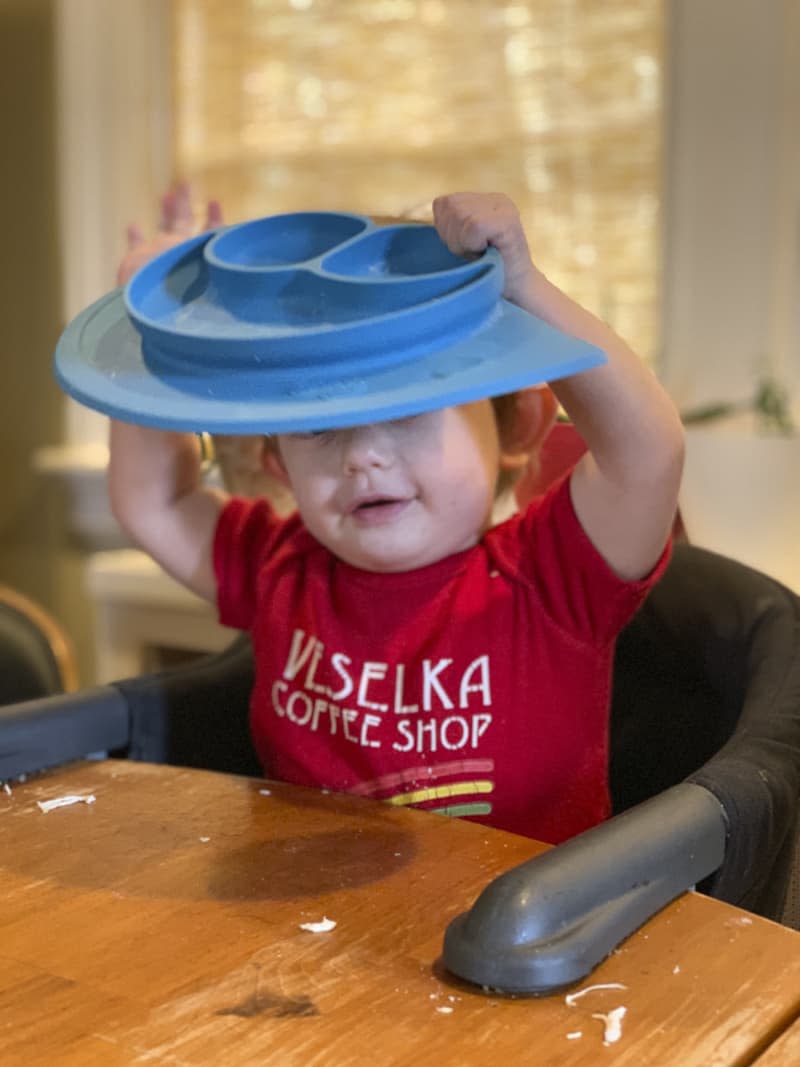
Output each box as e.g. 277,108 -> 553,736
199,836 -> 211,843
37,794 -> 96,813
566,1031 -> 583,1040
564,982 -> 627,1007
672,964 -> 681,974
591,1005 -> 627,1045
259,788 -> 271,796
435,1006 -> 454,1014
2,783 -> 11,796
299,916 -> 337,933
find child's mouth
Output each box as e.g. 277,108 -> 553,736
359,498 -> 393,509
351,497 -> 411,526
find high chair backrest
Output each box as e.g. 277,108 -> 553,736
609,543 -> 800,923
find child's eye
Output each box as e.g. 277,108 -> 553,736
294,429 -> 334,442
392,413 -> 426,433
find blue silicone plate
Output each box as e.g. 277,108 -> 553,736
55,211 -> 606,433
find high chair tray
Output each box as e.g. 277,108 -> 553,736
55,211 -> 606,433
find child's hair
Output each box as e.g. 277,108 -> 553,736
489,392 -> 524,498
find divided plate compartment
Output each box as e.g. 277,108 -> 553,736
54,210 -> 607,433
124,212 -> 500,382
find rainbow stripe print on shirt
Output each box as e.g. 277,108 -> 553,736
348,759 -> 495,819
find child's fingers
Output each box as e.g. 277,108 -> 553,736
117,184 -> 220,286
125,222 -> 144,251
204,198 -> 224,230
171,181 -> 195,233
117,228 -> 145,285
432,194 -> 491,256
158,189 -> 176,231
159,183 -> 194,236
433,192 -> 536,303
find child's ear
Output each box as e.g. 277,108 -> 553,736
260,438 -> 293,488
499,386 -> 559,472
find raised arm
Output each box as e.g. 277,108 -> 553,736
108,423 -> 225,601
432,192 -> 684,581
108,183 -> 228,601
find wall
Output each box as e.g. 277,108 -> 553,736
661,0 -> 800,412
0,0 -> 95,683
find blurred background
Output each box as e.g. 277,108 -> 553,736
0,0 -> 797,685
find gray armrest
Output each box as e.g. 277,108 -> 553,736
0,688 -> 130,780
442,782 -> 727,994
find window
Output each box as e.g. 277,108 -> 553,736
53,2 -> 799,459
171,0 -> 664,363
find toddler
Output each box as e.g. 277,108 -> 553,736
109,188 -> 684,844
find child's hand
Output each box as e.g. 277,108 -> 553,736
436,192 -> 684,583
431,192 -> 538,307
116,181 -> 223,286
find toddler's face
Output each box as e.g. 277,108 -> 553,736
276,400 -> 501,572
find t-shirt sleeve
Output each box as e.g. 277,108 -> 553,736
493,475 -> 671,646
213,496 -> 286,631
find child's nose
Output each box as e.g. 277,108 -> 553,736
341,424 -> 395,474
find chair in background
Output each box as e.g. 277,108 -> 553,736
0,585 -> 78,703
1,543 -> 798,985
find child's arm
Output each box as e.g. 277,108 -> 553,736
433,192 -> 684,582
108,423 -> 227,601
108,184 -> 228,602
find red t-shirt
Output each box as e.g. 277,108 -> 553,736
214,477 -> 668,844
